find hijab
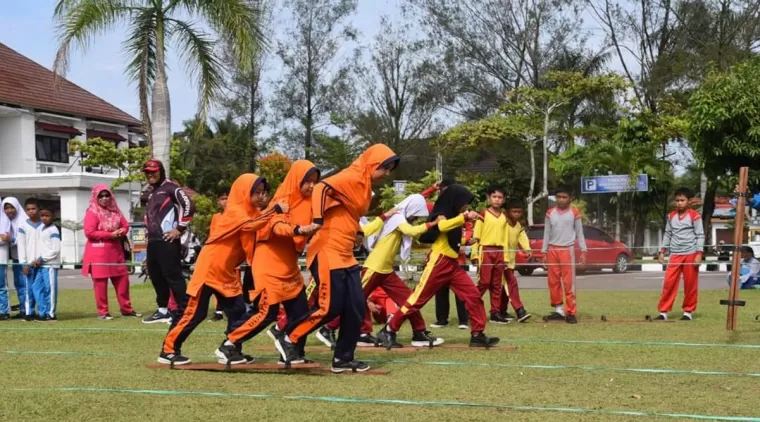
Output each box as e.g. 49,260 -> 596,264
258,160 -> 319,252
1,197 -> 26,239
366,194 -> 429,261
418,184 -> 474,251
88,184 -> 124,232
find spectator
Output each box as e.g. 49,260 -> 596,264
727,246 -> 760,289
0,197 -> 26,320
82,184 -> 140,320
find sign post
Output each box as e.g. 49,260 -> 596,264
393,180 -> 406,196
581,174 -> 649,194
722,167 -> 749,331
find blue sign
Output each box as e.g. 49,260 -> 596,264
581,174 -> 648,194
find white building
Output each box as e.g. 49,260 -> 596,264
0,42 -> 144,266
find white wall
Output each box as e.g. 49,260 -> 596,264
0,113 -> 35,174
59,188 -> 92,264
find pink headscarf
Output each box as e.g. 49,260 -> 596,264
89,184 -> 124,232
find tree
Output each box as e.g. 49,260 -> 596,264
53,0 -> 264,178
271,0 -> 358,159
310,132 -> 363,173
257,153 -> 293,191
350,17 -> 444,155
71,138 -> 150,188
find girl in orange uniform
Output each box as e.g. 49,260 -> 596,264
158,174 -> 286,365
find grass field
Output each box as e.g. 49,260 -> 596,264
2,283 -> 760,421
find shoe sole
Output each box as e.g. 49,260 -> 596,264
489,320 -> 510,325
267,328 -> 281,342
157,357 -> 191,365
315,331 -> 335,348
214,349 -> 247,365
518,314 -> 532,323
277,358 -> 306,366
357,342 -> 377,347
429,324 -> 447,328
457,325 -> 468,330
331,365 -> 370,373
142,318 -> 172,324
273,338 -> 290,362
411,338 -> 445,347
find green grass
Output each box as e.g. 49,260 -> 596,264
2,284 -> 760,421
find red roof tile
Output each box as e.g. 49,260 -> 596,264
0,43 -> 141,127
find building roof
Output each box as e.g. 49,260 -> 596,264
0,43 -> 141,127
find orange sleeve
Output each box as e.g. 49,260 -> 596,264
272,220 -> 299,237
240,208 -> 278,232
312,182 -> 328,225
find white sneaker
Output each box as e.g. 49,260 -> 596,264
458,324 -> 468,330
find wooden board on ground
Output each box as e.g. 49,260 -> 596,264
251,345 -> 418,353
147,362 -> 321,372
315,368 -> 391,375
434,344 -> 518,351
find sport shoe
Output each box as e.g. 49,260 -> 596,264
98,314 -> 114,321
37,316 -> 58,322
457,324 -> 468,330
0,314 -> 9,321
357,333 -> 379,347
215,343 -> 247,365
267,325 -> 283,342
331,359 -> 370,373
277,356 -> 307,366
502,312 -> 516,321
315,326 -> 337,349
142,310 -> 172,324
376,326 -> 402,349
23,314 -> 36,322
157,352 -> 191,365
274,336 -> 301,363
544,312 -> 565,321
489,313 -> 510,324
653,314 -> 667,320
430,321 -> 448,328
210,311 -> 224,322
232,343 -> 256,364
516,307 -> 532,323
565,315 -> 578,324
680,314 -> 693,321
469,332 -> 500,348
121,311 -> 142,318
410,330 -> 444,347
10,304 -> 19,312
11,312 -> 25,320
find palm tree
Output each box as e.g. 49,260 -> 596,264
52,0 -> 265,178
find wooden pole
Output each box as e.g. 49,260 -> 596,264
724,167 -> 749,331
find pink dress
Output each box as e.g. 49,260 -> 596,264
82,209 -> 129,279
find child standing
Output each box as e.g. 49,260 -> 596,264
2,198 -> 27,319
499,199 -> 533,322
36,206 -> 61,321
471,187 -> 509,324
17,198 -> 44,320
656,187 -> 704,320
542,186 -> 586,324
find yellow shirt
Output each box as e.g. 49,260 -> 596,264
361,217 -> 384,237
471,209 -> 507,262
504,220 -> 532,269
431,214 -> 466,259
363,222 -> 431,274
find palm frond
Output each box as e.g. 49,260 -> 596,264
52,0 -> 133,79
123,7 -> 158,140
167,18 -> 224,138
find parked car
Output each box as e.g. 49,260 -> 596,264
514,224 -> 632,276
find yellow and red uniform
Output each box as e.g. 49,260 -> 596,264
471,209 -> 507,315
499,220 -> 532,313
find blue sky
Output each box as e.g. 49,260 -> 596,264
0,0 -> 400,132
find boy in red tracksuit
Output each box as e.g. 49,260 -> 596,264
655,187 -> 704,321
471,186 -> 509,324
542,185 -> 586,324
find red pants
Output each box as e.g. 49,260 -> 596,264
368,288 -> 398,324
499,269 -> 523,312
658,253 -> 700,313
547,246 -> 576,315
92,275 -> 135,316
389,252 -> 486,333
477,246 -> 504,314
168,292 -> 178,312
326,269 -> 425,333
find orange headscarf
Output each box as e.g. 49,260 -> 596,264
321,144 -> 398,219
205,173 -> 267,263
258,160 -> 320,251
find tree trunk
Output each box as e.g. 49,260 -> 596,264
151,27 -> 172,178
249,72 -> 258,172
615,193 -> 621,240
702,181 -> 717,250
526,138 -> 536,225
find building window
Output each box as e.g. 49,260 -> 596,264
35,134 -> 70,164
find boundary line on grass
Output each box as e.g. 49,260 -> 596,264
3,326 -> 760,350
11,386 -> 760,421
7,350 -> 760,380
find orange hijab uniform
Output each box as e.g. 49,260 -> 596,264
252,160 -> 319,303
187,174 -> 279,298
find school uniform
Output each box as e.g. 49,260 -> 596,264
658,210 -> 704,315
499,220 -> 532,314
18,220 -> 60,318
542,207 -> 586,317
472,209 -> 507,315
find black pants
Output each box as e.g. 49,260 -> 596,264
286,259 -> 364,362
242,266 -> 254,305
434,286 -> 469,325
162,285 -> 247,354
147,240 -> 186,311
227,288 -> 309,355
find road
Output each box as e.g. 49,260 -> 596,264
53,269 -> 730,291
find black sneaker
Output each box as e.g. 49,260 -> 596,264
232,343 -> 256,364
411,330 -> 444,347
376,326 -> 402,349
275,337 -> 301,363
210,311 -> 224,322
315,326 -> 337,349
157,352 -> 191,365
267,325 -> 283,342
469,332 -> 500,348
544,312 -> 565,321
215,343 -> 247,365
680,314 -> 693,321
565,315 -> 578,324
142,310 -> 172,324
23,314 -> 36,322
503,312 -> 516,321
11,312 -> 25,320
37,316 -> 58,322
490,313 -> 510,324
653,314 -> 667,320
10,304 -> 19,312
331,359 -> 370,373
516,307 -> 532,323
357,333 -> 379,347
0,314 -> 10,321
121,311 -> 142,318
277,355 -> 306,366
430,320 -> 448,328
98,314 -> 114,321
